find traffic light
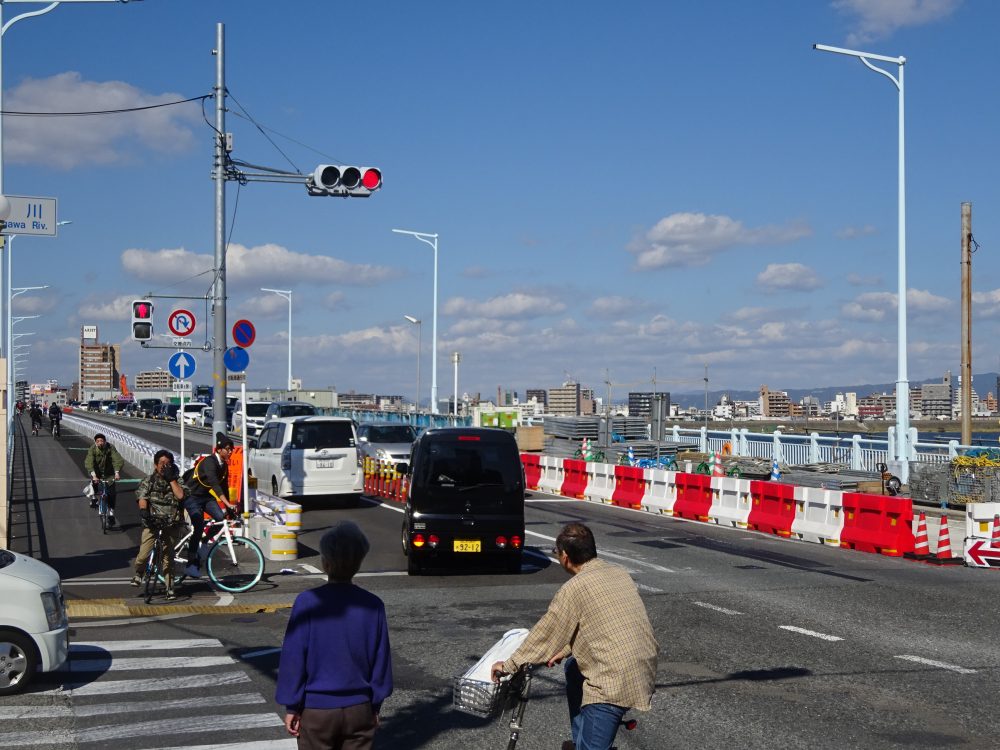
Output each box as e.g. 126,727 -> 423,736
131,299 -> 153,342
309,165 -> 382,197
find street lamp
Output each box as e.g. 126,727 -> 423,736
261,287 -> 293,390
451,351 -> 461,417
814,42 -> 910,481
392,229 -> 439,414
403,315 -> 421,412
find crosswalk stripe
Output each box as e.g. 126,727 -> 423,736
63,669 -> 252,696
0,692 -> 265,720
71,638 -> 222,651
0,712 -> 282,747
62,655 -> 236,672
158,741 -> 298,750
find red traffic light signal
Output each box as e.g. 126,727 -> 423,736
310,165 -> 382,197
131,299 -> 153,342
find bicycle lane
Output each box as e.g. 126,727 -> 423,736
7,415 -> 294,616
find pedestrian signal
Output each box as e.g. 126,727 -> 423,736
131,299 -> 154,342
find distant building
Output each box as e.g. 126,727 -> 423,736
525,389 -> 547,407
548,382 -> 582,416
339,392 -> 376,410
921,371 -> 952,419
628,392 -> 654,417
135,369 -> 175,390
987,392 -> 998,414
78,325 -> 121,399
759,385 -> 790,418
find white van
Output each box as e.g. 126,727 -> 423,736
248,416 -> 362,498
0,550 -> 68,695
177,402 -> 210,426
233,400 -> 272,438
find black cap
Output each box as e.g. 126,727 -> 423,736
215,433 -> 235,450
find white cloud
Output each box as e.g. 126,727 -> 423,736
78,294 -> 135,321
12,293 -> 58,314
756,263 -> 823,292
629,212 -> 810,269
972,289 -> 1000,318
833,0 -> 962,44
836,224 -> 877,239
443,292 -> 566,319
847,272 -> 883,286
120,243 -> 397,289
323,291 -> 348,311
461,265 -> 492,279
588,296 -> 642,317
842,288 -> 950,320
5,72 -> 200,169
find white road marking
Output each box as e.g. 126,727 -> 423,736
158,741 -> 298,750
694,601 -> 744,616
778,625 -> 844,642
0,713 -> 283,747
241,647 -> 282,659
0,692 -> 264,719
61,655 -> 236,672
636,583 -> 664,593
72,639 -> 221,652
71,613 -> 193,628
895,655 -> 977,674
215,593 -> 235,607
63,669 -> 252,696
525,530 -> 676,573
299,563 -> 322,573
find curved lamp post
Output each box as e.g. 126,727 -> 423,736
393,229 -> 438,414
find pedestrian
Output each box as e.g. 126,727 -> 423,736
85,433 -> 124,526
492,522 -> 659,750
276,521 -> 393,750
131,450 -> 186,599
181,433 -> 237,579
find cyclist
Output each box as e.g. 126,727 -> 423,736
28,403 -> 43,435
492,523 -> 658,750
131,450 -> 186,599
181,434 -> 237,579
85,433 -> 124,527
48,402 -> 62,437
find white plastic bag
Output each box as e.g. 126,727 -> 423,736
462,628 -> 529,683
82,483 -> 95,500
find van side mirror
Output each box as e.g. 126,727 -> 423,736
395,462 -> 409,474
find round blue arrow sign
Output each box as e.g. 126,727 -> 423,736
224,346 -> 250,373
167,351 -> 196,380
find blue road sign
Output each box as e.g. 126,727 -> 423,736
224,346 -> 250,373
167,351 -> 196,380
232,319 -> 256,348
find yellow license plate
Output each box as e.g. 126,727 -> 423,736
453,540 -> 481,553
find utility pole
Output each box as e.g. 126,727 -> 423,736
961,201 -> 972,446
210,23 -> 228,440
703,363 -> 709,430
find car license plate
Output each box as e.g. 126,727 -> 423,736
316,460 -> 334,469
453,540 -> 481,553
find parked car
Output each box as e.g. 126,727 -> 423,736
232,400 -> 272,438
248,416 -> 362,499
137,398 -> 163,419
154,403 -> 180,421
0,549 -> 68,695
357,422 -> 417,464
85,400 -> 101,412
399,427 -> 525,575
178,402 -> 210,426
99,400 -> 117,413
197,405 -> 235,430
263,401 -> 316,423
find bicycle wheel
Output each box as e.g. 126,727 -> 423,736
99,498 -> 108,535
206,537 -> 264,593
144,538 -> 162,604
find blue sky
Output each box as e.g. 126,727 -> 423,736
6,0 -> 999,403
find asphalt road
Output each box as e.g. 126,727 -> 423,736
7,413 -> 1000,749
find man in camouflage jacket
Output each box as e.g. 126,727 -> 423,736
131,449 -> 187,599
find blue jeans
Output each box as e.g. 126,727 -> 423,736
565,657 -> 627,750
183,495 -> 225,564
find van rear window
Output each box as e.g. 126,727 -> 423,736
420,442 -> 521,489
281,405 -> 315,417
291,422 -> 355,450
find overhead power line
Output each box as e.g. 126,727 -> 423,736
0,94 -> 211,117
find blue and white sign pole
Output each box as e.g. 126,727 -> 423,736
169,352 -> 197,470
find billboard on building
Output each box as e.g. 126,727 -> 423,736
82,325 -> 98,340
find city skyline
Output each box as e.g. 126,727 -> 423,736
6,1 -> 999,399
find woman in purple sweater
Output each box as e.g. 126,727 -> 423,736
277,521 -> 393,749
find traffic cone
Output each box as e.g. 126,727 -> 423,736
992,514 -> 1000,547
929,515 -> 962,565
770,458 -> 781,481
905,512 -> 930,560
712,451 -> 725,477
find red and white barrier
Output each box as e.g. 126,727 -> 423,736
536,456 -> 564,496
641,469 -> 677,514
790,486 -> 845,546
708,475 -> 752,528
584,462 -> 616,505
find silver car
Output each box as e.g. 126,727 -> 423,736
357,423 -> 418,464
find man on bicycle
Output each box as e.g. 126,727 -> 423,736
48,402 -> 62,437
492,523 -> 659,750
29,403 -> 43,434
85,433 -> 124,527
181,434 -> 237,579
131,450 -> 186,600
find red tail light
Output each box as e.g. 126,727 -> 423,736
412,533 -> 426,548
511,535 -> 522,549
428,534 -> 440,549
458,435 -> 481,441
495,535 -> 507,549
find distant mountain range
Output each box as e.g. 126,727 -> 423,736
667,372 -> 999,410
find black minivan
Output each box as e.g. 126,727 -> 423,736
399,427 -> 525,575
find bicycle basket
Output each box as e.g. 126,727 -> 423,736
452,676 -> 511,718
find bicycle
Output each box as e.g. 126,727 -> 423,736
94,479 -> 116,534
140,516 -> 177,604
30,419 -> 40,437
50,418 -> 60,438
164,509 -> 264,593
